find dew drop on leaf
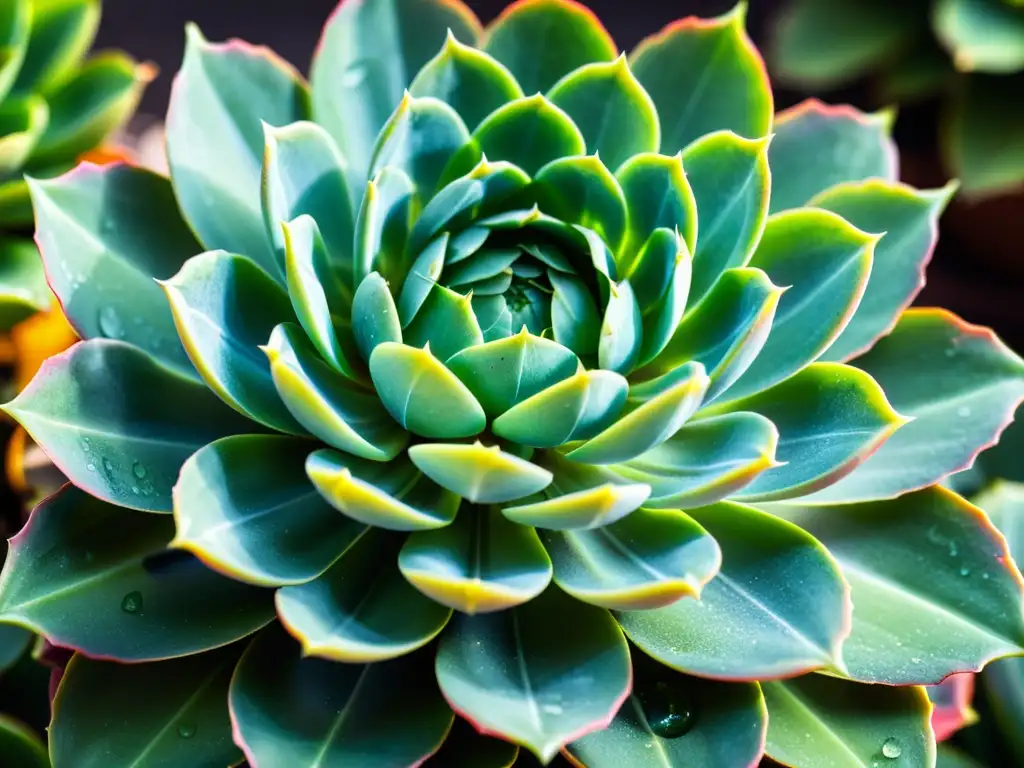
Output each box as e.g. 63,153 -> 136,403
177,723 -> 196,739
98,307 -> 123,339
132,462 -> 147,479
881,737 -> 901,759
121,591 -> 143,614
639,680 -> 695,739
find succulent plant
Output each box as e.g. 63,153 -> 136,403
4,0 -> 1024,765
771,0 -> 1024,200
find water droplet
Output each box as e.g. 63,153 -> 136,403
341,64 -> 367,88
959,566 -> 971,577
542,704 -> 563,715
121,591 -> 143,614
102,457 -> 114,474
86,463 -> 96,472
639,681 -> 695,739
98,307 -> 123,339
177,723 -> 196,739
132,462 -> 147,479
982,572 -> 990,580
881,737 -> 902,759
957,406 -> 971,418
948,541 -> 958,557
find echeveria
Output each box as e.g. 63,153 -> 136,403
3,0 -> 1024,765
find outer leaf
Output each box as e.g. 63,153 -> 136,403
0,0 -> 29,103
310,0 -> 480,189
616,152 -> 697,269
0,486 -> 273,661
399,505 -> 552,613
0,238 -> 51,330
12,0 -> 99,96
0,715 -> 47,768
630,4 -> 772,154
617,501 -> 850,680
482,0 -> 616,95
815,180 -> 957,362
435,585 -> 631,762
28,163 -> 202,378
934,0 -> 1024,73
769,99 -> 898,214
4,340 -> 251,512
767,487 -> 1024,684
763,675 -> 934,768
0,96 -> 48,175
230,624 -> 453,768
0,622 -> 30,673
49,645 -> 243,768
166,25 -> 309,279
802,309 -> 1024,503
533,155 -> 628,253
408,442 -> 552,504
172,435 -> 366,587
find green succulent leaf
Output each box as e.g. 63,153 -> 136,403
171,435 -> 366,588
167,25 -> 310,280
409,441 -> 552,503
435,584 -> 631,762
49,645 -> 243,768
0,237 -> 51,330
0,622 -> 30,673
567,662 -> 767,768
399,504 -> 552,613
763,675 -> 934,768
632,229 -> 691,367
802,309 -> 1024,503
0,96 -> 48,175
540,506 -> 720,610
721,209 -> 878,401
815,180 -> 957,362
482,0 -> 617,95
765,487 -> 1024,684
618,501 -> 849,680
682,131 -> 771,305
351,271 -> 402,362
597,278 -> 643,374
12,0 -> 99,97
3,340 -> 251,512
616,152 -> 697,270
502,473 -> 650,531
0,486 -> 273,661
275,528 -> 451,662
230,624 -> 453,768
769,100 -> 898,214
630,4 -> 772,155
0,715 -> 47,768
306,448 -> 459,531
0,0 -> 29,103
533,155 -> 628,252
28,163 -> 202,378
354,165 -> 417,284
162,250 -> 304,434
933,0 -> 1024,73
549,269 -> 602,357
423,716 -> 519,767
404,284 -> 484,361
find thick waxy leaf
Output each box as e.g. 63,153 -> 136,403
803,310 -> 1024,503
49,645 -> 243,768
598,279 -> 643,374
541,506 -> 720,610
0,0 -> 28,104
0,238 -> 50,329
172,435 -> 366,588
263,120 -> 354,282
633,230 -> 691,367
547,55 -> 658,172
769,100 -> 898,213
167,26 -> 309,279
616,152 -> 697,267
0,715 -> 47,768
815,180 -> 956,362
618,412 -> 779,509
0,622 -> 30,673
231,625 -> 453,768
447,330 -> 578,417
307,448 -> 458,531
266,323 -> 407,460
767,487 -> 1024,684
567,662 -> 767,768
276,529 -> 450,662
409,442 -> 552,503
410,30 -> 522,131
28,163 -> 201,378
483,0 -> 616,95
722,209 -> 878,400
0,96 -> 48,175
404,285 -> 484,361
163,250 -> 302,433
369,341 -> 486,438
0,487 -> 273,661
311,0 -> 480,190
400,505 -> 552,613
630,5 -> 772,154
549,269 -> 602,356
493,368 -> 629,447
351,271 -> 402,362
353,165 -> 416,284
4,340 -> 251,512
618,501 -> 849,680
533,155 -> 627,251
717,363 -> 904,502
763,675 -> 934,768
934,0 -> 1024,73
436,585 -> 631,762
423,717 -> 519,767
566,362 -> 709,465
683,131 -> 771,304
503,475 -> 650,531
11,0 -> 98,96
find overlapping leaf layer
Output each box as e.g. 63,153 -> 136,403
3,1 -> 1024,766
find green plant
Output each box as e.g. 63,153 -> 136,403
771,0 -> 1024,199
3,0 -> 1024,764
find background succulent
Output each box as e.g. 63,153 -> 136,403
2,0 -> 1024,765
770,0 -> 1024,200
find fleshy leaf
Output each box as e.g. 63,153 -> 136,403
0,96 -> 48,175
399,505 -> 552,614
598,279 -> 643,374
632,229 -> 692,368
630,5 -> 772,154
616,152 -> 697,269
435,584 -> 630,762
0,237 -> 51,330
408,441 -> 553,504
275,529 -> 450,662
533,155 -> 628,252
933,0 -> 1024,74
0,486 -> 273,661
549,269 -> 602,357
11,0 -> 98,96
0,715 -> 47,768
230,625 -> 453,768
503,478 -> 650,531
166,25 -> 309,279
351,271 -> 402,362
172,435 -> 366,588
404,285 -> 484,362
353,165 -> 416,285
397,232 -> 448,326
0,0 -> 28,103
